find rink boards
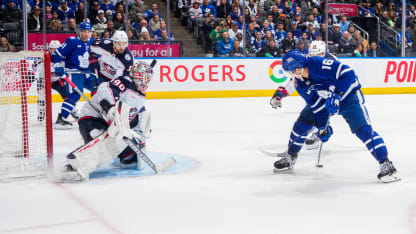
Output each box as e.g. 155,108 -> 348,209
51,57 -> 416,101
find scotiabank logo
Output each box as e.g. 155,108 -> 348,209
385,61 -> 416,83
160,64 -> 246,82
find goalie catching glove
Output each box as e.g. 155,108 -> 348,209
270,86 -> 288,108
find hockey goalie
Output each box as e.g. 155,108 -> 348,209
58,61 -> 153,182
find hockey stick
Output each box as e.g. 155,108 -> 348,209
62,71 -> 176,174
316,117 -> 330,168
258,148 -> 287,157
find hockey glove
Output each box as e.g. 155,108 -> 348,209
270,86 -> 288,109
55,66 -> 64,77
318,125 -> 333,143
325,93 -> 341,114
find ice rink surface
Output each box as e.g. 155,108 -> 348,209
1,94 -> 416,234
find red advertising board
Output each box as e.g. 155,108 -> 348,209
128,44 -> 180,58
28,33 -> 76,51
28,33 -> 181,57
328,3 -> 358,16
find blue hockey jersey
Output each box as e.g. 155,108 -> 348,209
90,39 -> 134,81
53,36 -> 94,73
296,56 -> 361,127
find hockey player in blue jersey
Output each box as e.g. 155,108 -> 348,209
89,30 -> 134,89
272,50 -> 400,182
53,22 -> 95,129
271,40 -> 337,150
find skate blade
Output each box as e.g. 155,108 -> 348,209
306,142 -> 321,150
120,162 -> 138,169
273,167 -> 294,174
54,124 -> 73,130
379,173 -> 401,183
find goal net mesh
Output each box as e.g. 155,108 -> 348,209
0,51 -> 52,180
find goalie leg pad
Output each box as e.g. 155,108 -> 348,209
79,117 -> 109,143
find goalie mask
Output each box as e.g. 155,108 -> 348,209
130,61 -> 153,93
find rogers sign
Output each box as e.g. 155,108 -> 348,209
160,64 -> 246,82
385,61 -> 416,83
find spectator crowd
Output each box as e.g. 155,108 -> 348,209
175,0 -> 416,57
1,0 -> 416,56
0,0 -> 175,51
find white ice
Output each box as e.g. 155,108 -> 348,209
1,94 -> 416,234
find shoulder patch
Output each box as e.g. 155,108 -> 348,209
104,39 -> 112,44
125,54 -> 131,61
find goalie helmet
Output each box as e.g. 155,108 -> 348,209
309,40 -> 326,57
282,50 -> 307,73
130,61 -> 153,93
49,40 -> 61,52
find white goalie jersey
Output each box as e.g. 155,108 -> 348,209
80,76 -> 146,125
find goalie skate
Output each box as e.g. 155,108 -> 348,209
56,165 -> 89,183
377,160 -> 401,183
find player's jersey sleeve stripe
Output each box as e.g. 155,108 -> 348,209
91,46 -> 107,55
55,49 -> 63,57
340,67 -> 353,77
310,97 -> 322,108
312,104 -> 326,114
335,63 -> 343,80
340,80 -> 359,101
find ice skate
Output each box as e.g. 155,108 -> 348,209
55,113 -> 73,130
57,164 -> 89,182
305,133 -> 321,150
119,154 -> 138,168
273,151 -> 297,173
377,159 -> 401,183
70,108 -> 80,121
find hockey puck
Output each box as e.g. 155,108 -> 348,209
316,165 -> 323,168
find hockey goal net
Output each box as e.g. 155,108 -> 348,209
0,51 -> 53,180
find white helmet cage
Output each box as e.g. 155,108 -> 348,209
308,40 -> 326,57
112,30 -> 129,48
49,40 -> 61,52
130,61 -> 153,92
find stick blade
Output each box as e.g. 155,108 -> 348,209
156,157 -> 176,173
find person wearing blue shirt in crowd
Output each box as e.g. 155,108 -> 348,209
68,0 -> 79,11
57,0 -> 75,25
200,0 -> 217,18
144,3 -> 162,20
251,31 -> 266,54
53,22 -> 95,129
270,50 -> 400,183
217,31 -> 234,56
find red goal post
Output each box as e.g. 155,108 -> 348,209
0,51 -> 53,180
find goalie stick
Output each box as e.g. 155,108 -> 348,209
62,62 -> 176,174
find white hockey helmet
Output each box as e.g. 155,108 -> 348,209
309,40 -> 326,57
49,40 -> 61,52
130,61 -> 153,93
112,30 -> 128,46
